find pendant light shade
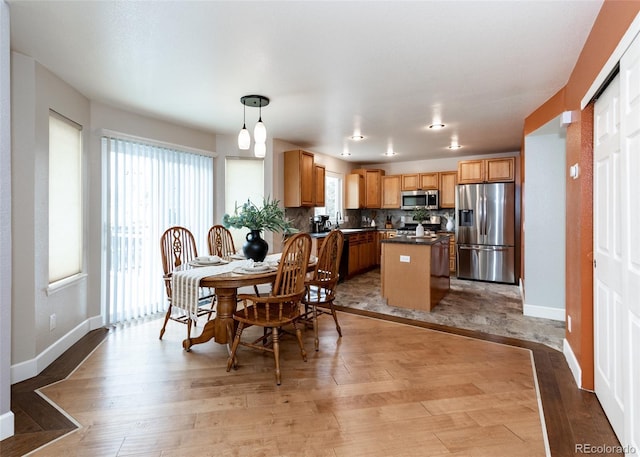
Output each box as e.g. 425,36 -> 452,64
238,95 -> 270,156
254,142 -> 266,158
237,102 -> 251,150
238,125 -> 250,150
254,118 -> 267,144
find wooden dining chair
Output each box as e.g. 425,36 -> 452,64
226,232 -> 312,385
208,224 -> 261,296
300,229 -> 344,351
159,226 -> 215,340
207,225 -> 236,258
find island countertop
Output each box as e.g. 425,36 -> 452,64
381,234 -> 449,245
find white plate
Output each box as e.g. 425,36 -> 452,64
190,256 -> 226,266
233,265 -> 276,275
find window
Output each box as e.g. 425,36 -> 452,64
314,171 -> 343,225
225,158 -> 264,250
103,136 -> 214,324
49,111 -> 83,283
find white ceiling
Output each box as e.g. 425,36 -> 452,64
8,0 -> 603,163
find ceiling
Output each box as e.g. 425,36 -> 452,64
8,0 -> 603,163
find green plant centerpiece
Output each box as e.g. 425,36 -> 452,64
412,207 -> 430,224
412,207 -> 429,236
222,196 -> 297,261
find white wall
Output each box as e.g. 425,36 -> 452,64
10,53 -> 94,385
1,0 -> 14,441
523,117 -> 566,321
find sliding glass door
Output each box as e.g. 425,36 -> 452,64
103,136 -> 214,324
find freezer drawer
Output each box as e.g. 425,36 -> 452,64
457,244 -> 515,284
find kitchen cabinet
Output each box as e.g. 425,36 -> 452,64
345,173 -> 365,209
438,171 -> 457,209
381,175 -> 401,208
457,157 -> 515,184
438,232 -> 456,273
346,231 -> 377,276
314,164 -> 325,207
284,149 -> 315,207
401,172 -> 439,191
351,168 -> 385,208
375,230 -> 396,265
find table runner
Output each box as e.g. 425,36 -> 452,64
171,255 -> 281,315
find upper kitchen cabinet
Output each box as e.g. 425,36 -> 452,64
438,171 -> 457,208
349,168 -> 385,208
345,173 -> 365,209
314,164 -> 325,207
401,172 -> 439,191
457,157 -> 515,184
381,175 -> 401,209
284,149 -> 315,207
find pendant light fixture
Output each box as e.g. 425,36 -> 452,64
238,95 -> 270,157
237,102 -> 250,150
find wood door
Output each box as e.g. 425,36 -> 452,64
486,157 -> 515,182
345,174 -> 364,209
300,151 -> 315,206
314,164 -> 325,207
439,171 -> 457,208
365,169 -> 383,208
457,160 -> 484,184
401,174 -> 419,191
381,175 -> 401,208
419,173 -> 439,189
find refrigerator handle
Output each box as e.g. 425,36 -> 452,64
481,194 -> 487,238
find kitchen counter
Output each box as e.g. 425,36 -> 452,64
380,234 -> 450,311
381,234 -> 449,245
309,227 -> 392,238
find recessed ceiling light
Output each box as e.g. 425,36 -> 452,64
350,135 -> 365,141
448,144 -> 462,149
429,123 -> 445,129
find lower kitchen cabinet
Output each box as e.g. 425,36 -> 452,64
438,232 -> 456,274
347,232 -> 377,276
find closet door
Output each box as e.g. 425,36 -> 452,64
619,32 -> 640,454
594,31 -> 640,453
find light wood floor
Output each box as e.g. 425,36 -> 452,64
23,313 -> 549,457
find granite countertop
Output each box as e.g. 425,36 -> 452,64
381,234 -> 450,245
309,227 -> 391,238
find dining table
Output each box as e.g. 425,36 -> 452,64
173,253 -> 316,351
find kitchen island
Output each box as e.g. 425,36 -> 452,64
381,234 -> 450,311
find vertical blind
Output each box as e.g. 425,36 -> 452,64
103,136 -> 214,324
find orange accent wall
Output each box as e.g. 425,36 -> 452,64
523,0 -> 639,389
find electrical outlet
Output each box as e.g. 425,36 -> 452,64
567,315 -> 572,333
50,314 -> 56,331
343,215 -> 349,222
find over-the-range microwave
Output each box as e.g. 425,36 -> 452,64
401,189 -> 439,210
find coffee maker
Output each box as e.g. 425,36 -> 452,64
311,215 -> 330,233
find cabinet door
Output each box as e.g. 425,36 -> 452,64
419,173 -> 439,190
381,175 -> 401,208
439,171 -> 457,208
348,235 -> 361,274
345,174 -> 364,209
284,149 -> 315,207
300,151 -> 315,205
314,164 -> 325,207
486,157 -> 515,182
365,170 -> 383,208
457,160 -> 484,184
401,174 -> 419,191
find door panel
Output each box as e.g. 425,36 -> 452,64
456,183 -> 482,245
594,72 -> 625,440
484,182 -> 515,246
456,245 -> 515,283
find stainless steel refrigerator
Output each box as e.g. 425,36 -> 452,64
455,182 -> 515,284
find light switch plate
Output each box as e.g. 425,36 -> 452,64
400,255 -> 410,263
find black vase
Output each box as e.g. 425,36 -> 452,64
243,230 -> 268,262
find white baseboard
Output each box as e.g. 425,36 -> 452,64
563,338 -> 582,389
523,302 -> 566,321
0,410 -> 15,441
11,315 -> 104,384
